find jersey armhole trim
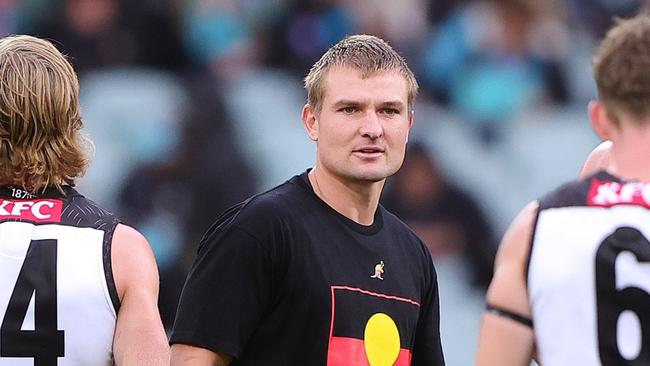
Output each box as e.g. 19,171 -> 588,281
485,303 -> 533,328
103,219 -> 121,313
525,204 -> 542,289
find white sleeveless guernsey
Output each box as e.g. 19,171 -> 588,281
0,186 -> 119,366
528,171 -> 650,366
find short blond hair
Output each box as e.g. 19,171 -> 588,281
0,35 -> 91,192
592,14 -> 650,122
304,34 -> 419,114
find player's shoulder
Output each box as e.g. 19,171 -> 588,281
380,205 -> 420,238
380,206 -> 433,258
490,200 -> 539,290
538,170 -> 621,210
113,223 -> 148,246
59,186 -> 119,230
244,181 -> 299,216
200,175 -> 308,242
111,223 -> 155,269
111,223 -> 158,303
229,176 -> 306,224
111,223 -> 153,265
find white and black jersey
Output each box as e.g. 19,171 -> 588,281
0,186 -> 120,366
528,171 -> 650,366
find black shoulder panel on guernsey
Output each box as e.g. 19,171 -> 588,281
59,187 -> 122,313
538,171 -> 621,210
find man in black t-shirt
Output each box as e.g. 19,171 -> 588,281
170,34 -> 446,366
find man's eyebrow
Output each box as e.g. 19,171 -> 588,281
380,100 -> 406,108
330,100 -> 406,110
332,100 -> 362,108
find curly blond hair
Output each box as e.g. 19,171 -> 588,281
304,34 -> 419,114
0,35 -> 91,193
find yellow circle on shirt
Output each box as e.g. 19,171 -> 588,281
364,313 -> 400,366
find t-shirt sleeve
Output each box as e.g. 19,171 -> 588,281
411,256 -> 446,366
169,219 -> 274,358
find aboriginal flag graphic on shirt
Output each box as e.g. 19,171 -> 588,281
326,286 -> 420,366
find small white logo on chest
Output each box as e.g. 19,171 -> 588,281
370,261 -> 385,280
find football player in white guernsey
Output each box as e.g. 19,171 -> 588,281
477,13 -> 650,366
0,35 -> 168,365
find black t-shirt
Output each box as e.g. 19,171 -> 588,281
170,172 -> 445,365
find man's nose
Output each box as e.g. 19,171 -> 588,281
359,112 -> 383,139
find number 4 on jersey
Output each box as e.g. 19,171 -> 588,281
1,239 -> 65,365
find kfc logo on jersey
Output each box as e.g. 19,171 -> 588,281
587,180 -> 650,208
0,199 -> 63,223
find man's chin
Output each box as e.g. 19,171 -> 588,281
346,168 -> 397,183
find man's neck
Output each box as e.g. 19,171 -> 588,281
608,126 -> 650,182
308,167 -> 384,226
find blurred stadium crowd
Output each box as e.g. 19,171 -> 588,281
2,0 -> 647,364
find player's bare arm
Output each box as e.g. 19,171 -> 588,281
476,201 -> 538,366
170,343 -> 233,366
112,224 -> 169,365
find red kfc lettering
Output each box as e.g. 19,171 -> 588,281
588,180 -> 650,208
32,201 -> 56,220
0,199 -> 62,223
0,200 -> 10,215
11,201 -> 32,216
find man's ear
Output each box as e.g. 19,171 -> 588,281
589,100 -> 614,141
302,104 -> 318,141
405,109 -> 414,143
